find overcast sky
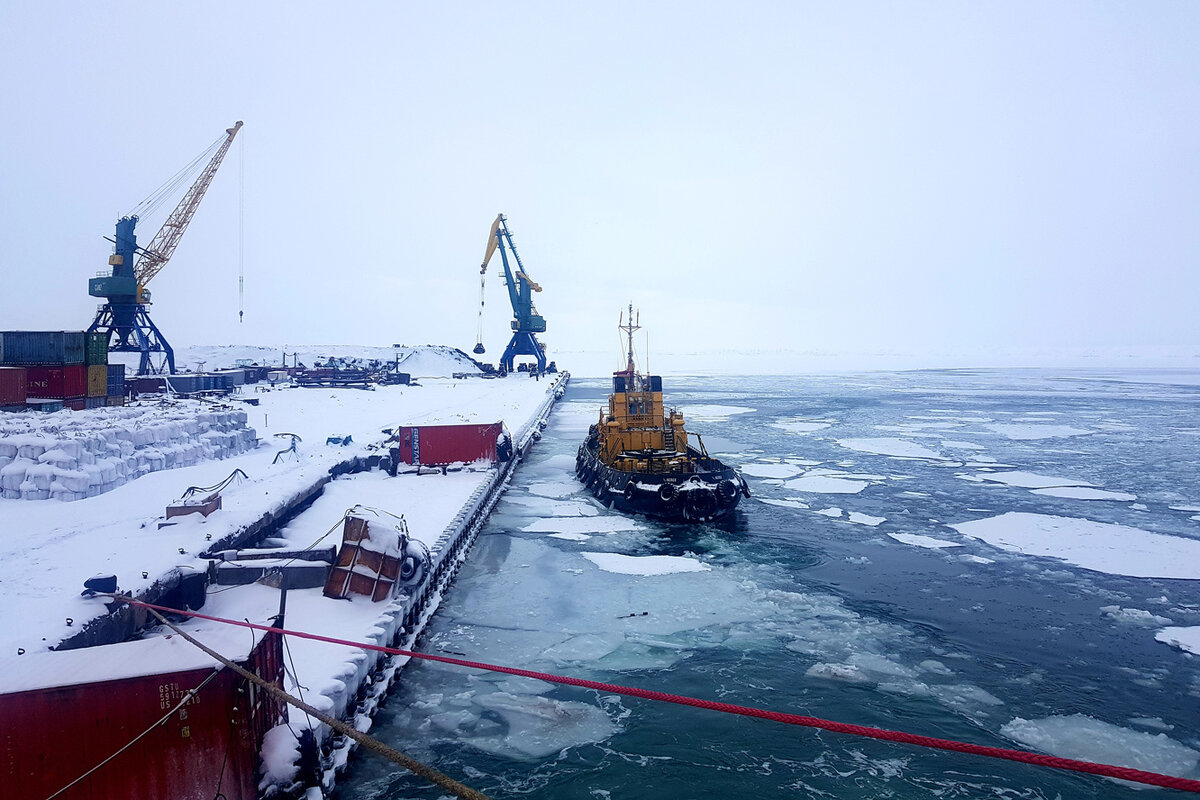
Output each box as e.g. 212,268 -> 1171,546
1,2 -> 1197,372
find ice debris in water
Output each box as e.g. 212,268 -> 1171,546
1001,714 -> 1200,778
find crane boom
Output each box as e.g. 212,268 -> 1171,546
135,121 -> 242,291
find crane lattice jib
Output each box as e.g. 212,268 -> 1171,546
134,121 -> 243,287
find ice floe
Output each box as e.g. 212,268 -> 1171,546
548,532 -> 591,542
837,437 -> 945,460
1031,487 -> 1137,501
773,419 -> 833,434
985,423 -> 1091,440
974,470 -> 1094,489
888,533 -> 962,549
1100,606 -> 1173,627
679,404 -> 755,422
814,507 -> 843,518
526,480 -> 580,498
522,517 -> 642,535
739,462 -> 803,479
581,552 -> 710,575
783,475 -> 869,494
950,512 -> 1200,579
1155,626 -> 1200,655
758,497 -> 810,510
1001,715 -> 1199,779
847,512 -> 886,526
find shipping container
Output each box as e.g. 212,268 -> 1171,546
25,365 -> 87,399
0,330 -> 85,365
214,368 -> 247,386
87,364 -> 108,397
106,395 -> 125,406
85,396 -> 105,409
25,399 -> 63,413
85,331 -> 109,365
166,374 -> 203,393
0,366 -> 26,405
107,363 -> 126,396
63,397 -> 86,411
133,376 -> 167,395
0,628 -> 284,800
392,421 -> 504,466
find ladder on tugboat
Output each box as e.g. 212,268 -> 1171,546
663,428 -> 675,450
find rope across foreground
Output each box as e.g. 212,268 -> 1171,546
119,598 -> 1200,794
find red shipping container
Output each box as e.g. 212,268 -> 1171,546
24,364 -> 86,399
393,421 -> 504,466
0,628 -> 285,800
0,366 -> 26,405
63,397 -> 86,411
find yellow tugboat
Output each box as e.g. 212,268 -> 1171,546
575,305 -> 749,522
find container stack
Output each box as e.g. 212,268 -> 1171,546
85,331 -> 108,410
0,331 -> 89,412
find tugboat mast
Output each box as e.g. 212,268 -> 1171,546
619,303 -> 641,374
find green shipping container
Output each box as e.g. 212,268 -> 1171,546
85,332 -> 109,365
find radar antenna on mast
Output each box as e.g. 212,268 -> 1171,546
618,303 -> 641,374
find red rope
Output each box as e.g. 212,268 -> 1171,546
125,599 -> 1200,794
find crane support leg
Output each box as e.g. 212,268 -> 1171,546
500,331 -> 546,373
88,303 -> 176,375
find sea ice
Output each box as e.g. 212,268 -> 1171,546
975,471 -> 1093,489
950,512 -> 1200,579
1031,487 -> 1137,501
773,419 -> 833,434
783,475 -> 869,494
985,423 -> 1091,440
680,404 -> 754,422
1001,715 -> 1199,778
888,533 -> 962,549
548,533 -> 591,542
526,481 -> 580,498
739,462 -> 803,479
581,552 -> 710,575
1100,606 -> 1173,627
758,498 -> 810,510
522,517 -> 641,535
940,440 -> 987,450
814,507 -> 843,518
1155,626 -> 1200,655
847,512 -> 886,526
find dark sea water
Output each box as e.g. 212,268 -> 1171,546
337,370 -> 1200,799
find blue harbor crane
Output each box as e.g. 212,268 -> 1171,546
87,121 -> 243,375
474,213 -> 547,373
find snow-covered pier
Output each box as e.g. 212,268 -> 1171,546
0,360 -> 568,799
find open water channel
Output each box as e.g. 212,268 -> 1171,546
337,370 -> 1200,799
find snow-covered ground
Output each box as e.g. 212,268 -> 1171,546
0,368 -> 561,670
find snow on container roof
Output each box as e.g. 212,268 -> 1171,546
0,623 -> 269,695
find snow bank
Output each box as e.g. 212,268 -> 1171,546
950,512 -> 1200,579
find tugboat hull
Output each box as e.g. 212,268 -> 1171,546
576,441 -> 748,523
